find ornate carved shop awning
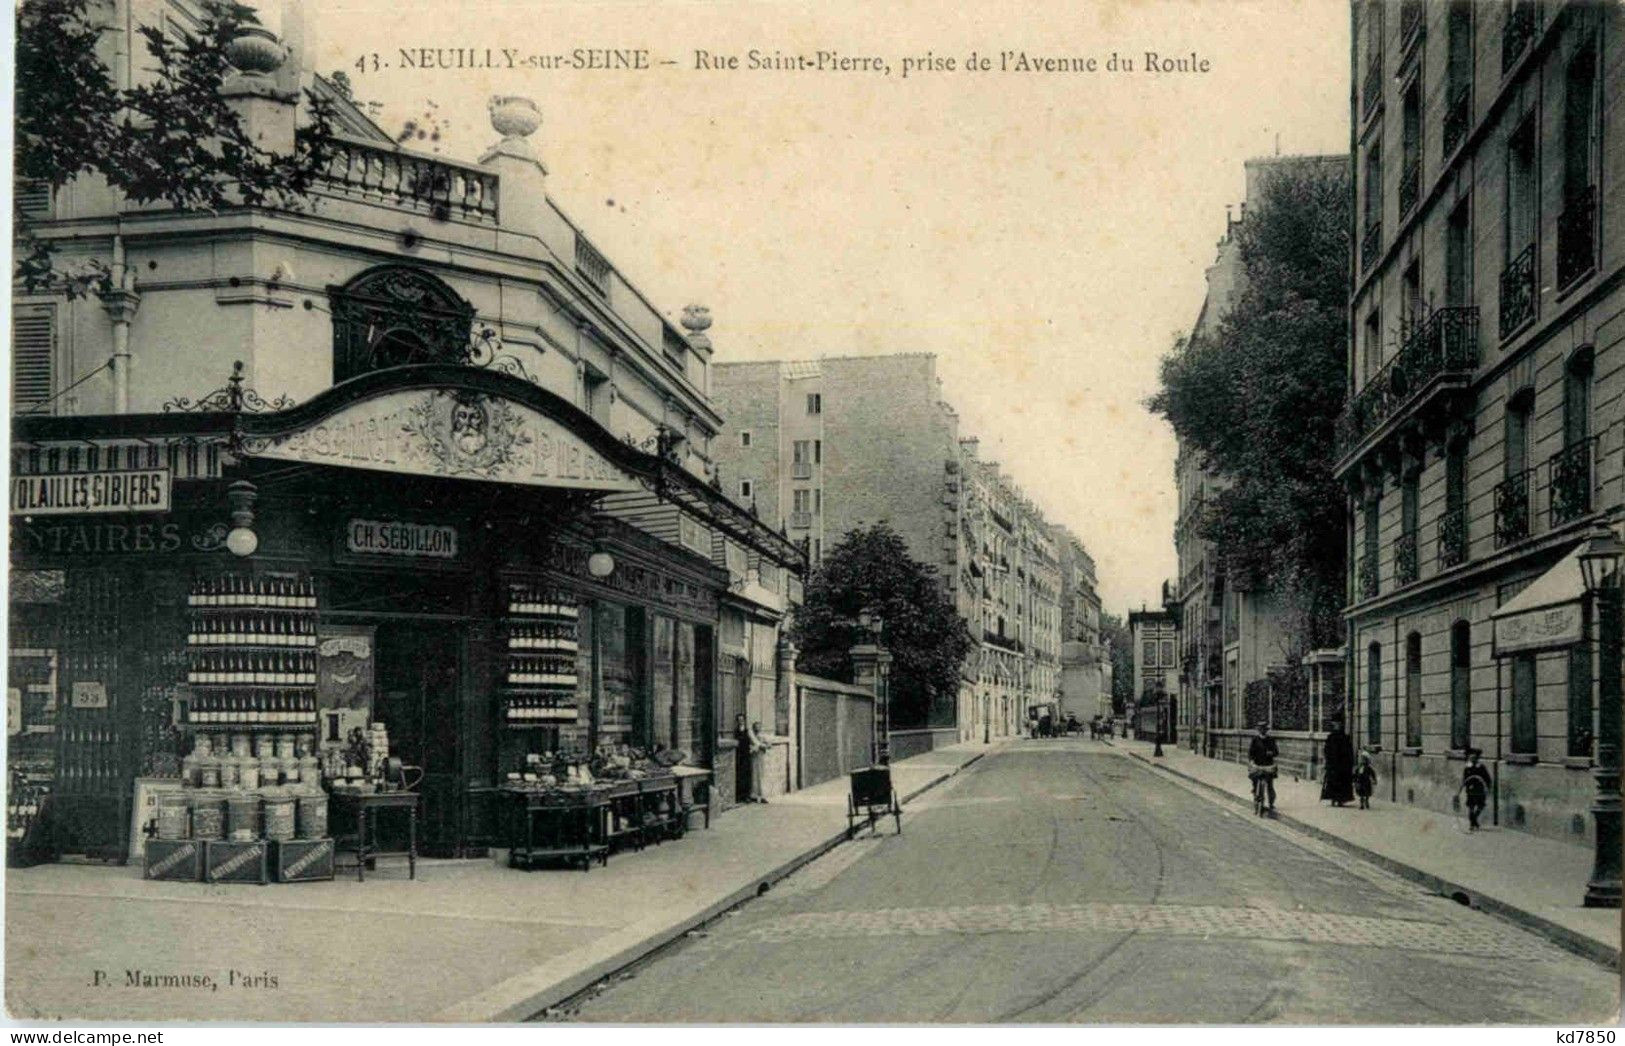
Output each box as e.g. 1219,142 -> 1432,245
12,364 -> 807,571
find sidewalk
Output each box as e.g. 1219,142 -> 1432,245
4,741 -> 997,1023
1109,736 -> 1620,968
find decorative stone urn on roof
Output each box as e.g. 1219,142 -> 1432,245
680,305 -> 713,352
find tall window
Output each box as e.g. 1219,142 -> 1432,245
739,479 -> 753,501
1367,642 -> 1384,747
806,393 -> 822,415
1364,308 -> 1383,380
1560,41 -> 1600,290
1505,392 -> 1531,477
1402,260 -> 1423,334
1564,353 -> 1592,448
1404,632 -> 1423,749
739,430 -> 752,447
1511,652 -> 1537,755
1444,3 -> 1474,156
1363,491 -> 1381,597
1450,621 -> 1472,751
1364,140 -> 1384,234
792,489 -> 811,514
1401,80 -> 1422,216
1398,469 -> 1420,583
1446,199 -> 1471,306
1505,116 -> 1538,262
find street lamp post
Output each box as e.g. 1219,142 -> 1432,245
1578,523 -> 1623,909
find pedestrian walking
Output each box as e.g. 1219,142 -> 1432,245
1320,719 -> 1355,807
733,713 -> 754,803
1352,749 -> 1377,809
748,720 -> 771,803
1457,747 -> 1491,830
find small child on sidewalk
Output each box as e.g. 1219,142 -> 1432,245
1458,747 -> 1491,830
1352,750 -> 1377,810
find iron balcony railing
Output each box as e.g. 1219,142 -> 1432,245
1495,468 -> 1533,547
1442,82 -> 1472,158
1399,156 -> 1421,218
1437,504 -> 1468,569
792,461 -> 813,480
1549,436 -> 1597,527
316,135 -> 499,224
1556,185 -> 1598,293
789,511 -> 812,529
1395,532 -> 1419,586
1362,56 -> 1383,119
1358,552 -> 1379,601
1338,306 -> 1479,455
1502,1 -> 1539,76
1499,242 -> 1537,339
1361,221 -> 1382,275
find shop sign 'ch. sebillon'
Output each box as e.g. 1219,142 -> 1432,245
247,388 -> 640,493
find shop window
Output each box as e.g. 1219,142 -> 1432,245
1450,620 -> 1471,751
1510,652 -> 1537,755
1404,632 -> 1422,748
328,265 -> 476,384
1568,642 -> 1593,758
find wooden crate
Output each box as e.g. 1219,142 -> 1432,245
143,839 -> 204,882
204,840 -> 269,885
273,839 -> 335,883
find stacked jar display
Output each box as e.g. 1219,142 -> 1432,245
143,572 -> 334,883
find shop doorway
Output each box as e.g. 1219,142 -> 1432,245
374,620 -> 464,857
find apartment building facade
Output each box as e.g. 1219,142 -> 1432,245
711,357 -> 1075,741
1056,529 -> 1107,724
1342,0 -> 1624,844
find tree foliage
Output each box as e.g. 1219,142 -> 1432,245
1146,162 -> 1351,653
789,523 -> 974,728
15,0 -> 336,296
1100,611 -> 1133,713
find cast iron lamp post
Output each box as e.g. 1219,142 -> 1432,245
1578,522 -> 1623,908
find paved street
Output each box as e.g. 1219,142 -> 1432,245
553,740 -> 1619,1024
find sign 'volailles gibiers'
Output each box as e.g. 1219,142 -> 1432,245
11,469 -> 171,516
345,519 -> 458,559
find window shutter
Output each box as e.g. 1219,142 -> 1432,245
16,180 -> 53,220
12,305 -> 56,410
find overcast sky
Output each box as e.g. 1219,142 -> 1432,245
303,0 -> 1351,616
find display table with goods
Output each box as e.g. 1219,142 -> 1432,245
502,748 -> 692,871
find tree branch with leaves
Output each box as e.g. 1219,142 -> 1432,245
15,0 -> 337,297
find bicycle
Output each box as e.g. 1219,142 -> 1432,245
1248,763 -> 1278,817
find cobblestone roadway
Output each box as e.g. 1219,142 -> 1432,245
553,742 -> 1620,1024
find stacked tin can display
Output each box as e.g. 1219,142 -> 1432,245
143,570 -> 335,884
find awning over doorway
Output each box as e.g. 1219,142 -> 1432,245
1491,544 -> 1587,657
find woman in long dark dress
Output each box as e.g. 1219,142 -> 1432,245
1321,720 -> 1355,806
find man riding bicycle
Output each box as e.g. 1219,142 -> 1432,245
1248,721 -> 1279,814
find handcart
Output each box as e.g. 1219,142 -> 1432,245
847,766 -> 901,838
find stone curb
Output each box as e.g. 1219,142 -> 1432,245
435,747 -> 993,1022
1119,745 -> 1621,971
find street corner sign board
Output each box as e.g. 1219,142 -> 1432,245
250,388 -> 641,493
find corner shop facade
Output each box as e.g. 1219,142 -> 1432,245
10,364 -> 799,859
